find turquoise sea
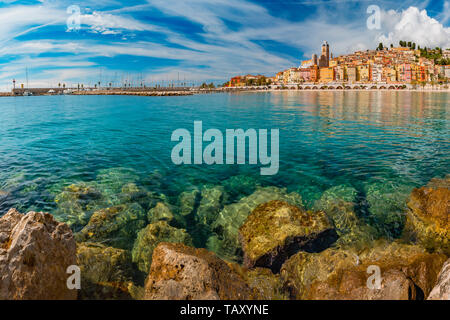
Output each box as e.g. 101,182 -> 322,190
0,91 -> 448,254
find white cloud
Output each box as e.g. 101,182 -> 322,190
378,7 -> 450,48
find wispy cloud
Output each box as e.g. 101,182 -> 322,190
0,0 -> 448,90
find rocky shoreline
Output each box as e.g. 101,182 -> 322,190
0,175 -> 448,300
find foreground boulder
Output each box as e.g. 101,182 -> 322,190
428,258 -> 450,300
0,209 -> 77,300
231,265 -> 289,300
77,242 -> 139,300
281,240 -> 446,300
132,221 -> 193,273
144,243 -> 252,300
239,200 -> 337,272
404,176 -> 449,255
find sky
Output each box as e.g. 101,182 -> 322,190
0,0 -> 449,90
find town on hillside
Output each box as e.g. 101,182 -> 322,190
225,41 -> 450,89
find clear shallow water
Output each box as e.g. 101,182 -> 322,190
0,91 -> 448,243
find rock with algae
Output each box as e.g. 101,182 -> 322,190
404,176 -> 449,255
281,240 -> 446,300
119,183 -> 166,211
95,167 -> 140,195
53,182 -> 104,228
314,185 -> 377,247
148,202 -> 174,224
77,242 -> 139,300
239,200 -> 337,272
76,202 -> 147,250
178,188 -> 200,216
132,221 -> 193,274
207,186 -> 303,263
143,242 -> 253,300
364,181 -> 414,238
195,185 -> 227,227
222,175 -> 260,200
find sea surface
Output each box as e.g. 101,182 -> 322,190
0,91 -> 448,249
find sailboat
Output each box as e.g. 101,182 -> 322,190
23,67 -> 33,96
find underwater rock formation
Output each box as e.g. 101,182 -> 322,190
281,240 -> 446,300
95,167 -> 140,196
314,185 -> 377,247
207,186 -> 303,263
239,200 -> 337,272
143,242 -> 252,300
178,188 -> 200,216
314,185 -> 359,233
404,176 -> 449,255
76,202 -> 147,250
148,202 -> 174,224
195,186 -> 227,227
0,209 -> 77,300
364,181 -> 413,238
77,242 -> 137,299
222,175 -> 260,200
119,183 -> 165,211
132,221 -> 193,273
53,182 -> 104,228
428,258 -> 450,300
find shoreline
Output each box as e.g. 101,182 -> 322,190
1,87 -> 449,97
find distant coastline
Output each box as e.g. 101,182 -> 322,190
1,86 -> 449,97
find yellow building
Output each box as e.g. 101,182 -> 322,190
319,67 -> 335,82
357,64 -> 371,82
329,60 -> 338,67
347,66 -> 357,83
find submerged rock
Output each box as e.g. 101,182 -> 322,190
222,175 -> 260,200
77,242 -> 136,300
281,240 -> 446,300
364,182 -> 413,238
148,202 -> 174,224
76,202 -> 146,250
53,182 -> 104,228
208,186 -> 303,263
95,167 -> 140,195
239,200 -> 337,272
314,185 -> 377,247
195,186 -> 227,227
0,190 -> 10,202
314,185 -> 359,233
132,221 -> 193,274
404,177 -> 449,255
178,188 -> 200,216
0,209 -> 77,300
428,259 -> 450,300
119,183 -> 164,211
143,243 -> 252,300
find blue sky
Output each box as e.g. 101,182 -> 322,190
0,0 -> 449,90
